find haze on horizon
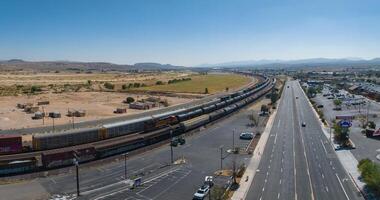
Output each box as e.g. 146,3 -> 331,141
0,0 -> 379,66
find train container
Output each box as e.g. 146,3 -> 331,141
73,147 -> 97,163
209,109 -> 227,121
225,99 -> 234,105
223,105 -> 238,114
216,101 -> 227,109
0,158 -> 37,176
202,104 -> 217,114
42,150 -> 75,168
95,135 -> 145,158
143,126 -> 172,145
176,109 -> 203,122
0,135 -> 22,154
235,101 -> 246,108
33,127 -> 100,151
102,116 -> 152,138
42,147 -> 96,168
179,115 -> 210,132
201,98 -> 221,108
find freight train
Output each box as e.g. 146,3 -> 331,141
0,74 -> 274,176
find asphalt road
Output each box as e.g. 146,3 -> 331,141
246,80 -> 363,200
32,97 -> 267,200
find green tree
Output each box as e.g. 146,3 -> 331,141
271,92 -> 279,104
156,81 -> 164,85
30,85 -> 41,93
333,99 -> 342,106
103,82 -> 114,90
204,87 -> 209,94
358,159 -> 380,196
368,121 -> 376,129
126,97 -> 135,104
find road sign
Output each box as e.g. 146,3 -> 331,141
339,120 -> 352,128
336,115 -> 354,120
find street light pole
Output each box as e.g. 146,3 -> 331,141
124,153 -> 128,180
170,130 -> 174,164
220,146 -> 223,170
73,158 -> 80,197
232,129 -> 235,151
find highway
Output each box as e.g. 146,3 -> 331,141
246,80 -> 363,200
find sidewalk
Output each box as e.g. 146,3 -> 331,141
231,105 -> 278,200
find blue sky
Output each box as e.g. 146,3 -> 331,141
0,0 -> 379,66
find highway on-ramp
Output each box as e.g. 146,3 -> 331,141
246,80 -> 363,200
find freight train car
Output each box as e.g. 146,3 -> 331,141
0,158 -> 37,176
101,116 -> 152,138
0,135 -> 22,154
33,127 -> 100,151
41,147 -> 96,168
179,115 -> 210,132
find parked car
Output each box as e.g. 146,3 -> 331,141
240,132 -> 254,140
193,184 -> 210,200
317,105 -> 324,108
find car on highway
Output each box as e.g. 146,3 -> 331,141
240,132 -> 254,140
193,184 -> 210,200
296,96 -> 299,99
301,122 -> 306,127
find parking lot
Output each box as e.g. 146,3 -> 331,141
313,87 -> 380,163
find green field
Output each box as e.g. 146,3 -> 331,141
137,74 -> 252,94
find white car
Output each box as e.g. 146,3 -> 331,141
240,132 -> 254,140
193,185 -> 210,200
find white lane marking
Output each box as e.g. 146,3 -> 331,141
325,186 -> 329,192
279,179 -> 282,185
320,139 -> 328,155
278,193 -> 281,199
274,133 -> 278,144
336,173 -> 350,200
278,119 -> 281,128
262,187 -> 265,192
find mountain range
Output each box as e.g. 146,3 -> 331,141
195,57 -> 380,68
0,60 -> 185,71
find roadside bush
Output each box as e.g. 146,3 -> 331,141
368,121 -> 376,129
205,87 -> 209,94
156,81 -> 164,85
30,85 -> 42,93
358,159 -> 380,196
126,97 -> 135,104
104,82 -> 114,90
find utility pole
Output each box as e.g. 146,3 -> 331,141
220,146 -> 224,171
73,157 -> 80,197
170,130 -> 174,164
366,101 -> 370,125
42,106 -> 45,125
232,129 -> 235,151
72,114 -> 75,129
124,153 -> 128,180
52,117 -> 55,132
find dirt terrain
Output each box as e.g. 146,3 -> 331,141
0,92 -> 193,130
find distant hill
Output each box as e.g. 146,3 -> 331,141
196,58 -> 380,69
0,60 -> 185,71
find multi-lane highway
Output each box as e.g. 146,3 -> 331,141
247,80 -> 363,200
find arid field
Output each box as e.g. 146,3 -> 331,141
0,71 -> 253,130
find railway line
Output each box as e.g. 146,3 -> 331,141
0,73 -> 274,176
